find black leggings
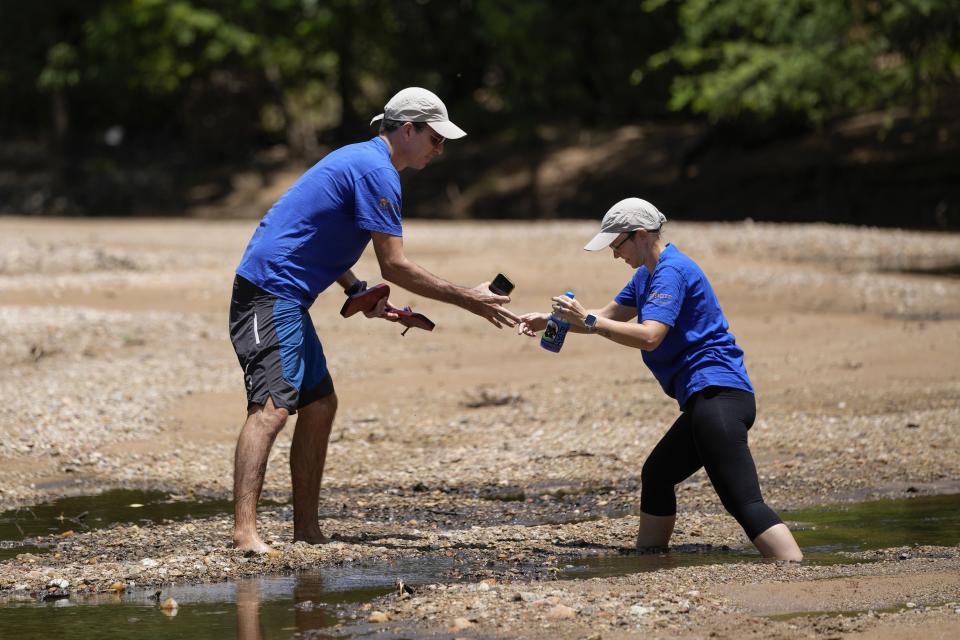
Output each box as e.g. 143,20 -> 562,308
639,386 -> 782,541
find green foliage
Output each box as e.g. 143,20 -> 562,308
2,0 -> 956,148
654,0 -> 960,124
0,0 -> 678,144
37,43 -> 81,92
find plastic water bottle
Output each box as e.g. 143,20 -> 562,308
540,291 -> 575,353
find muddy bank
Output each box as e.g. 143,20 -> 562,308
1,218 -> 959,638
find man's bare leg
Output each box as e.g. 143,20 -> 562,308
233,397 -> 289,552
636,512 -> 676,551
291,392 -> 337,544
753,523 -> 803,561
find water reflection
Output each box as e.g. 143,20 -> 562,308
292,572 -> 340,631
236,580 -> 262,640
0,565 -> 406,639
235,569 -> 394,639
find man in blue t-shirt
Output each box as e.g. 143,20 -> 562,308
228,87 -> 519,553
517,197 -> 803,561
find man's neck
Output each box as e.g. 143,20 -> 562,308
380,133 -> 406,171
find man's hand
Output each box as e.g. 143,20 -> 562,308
473,281 -> 496,295
464,283 -> 519,329
517,312 -> 549,336
371,232 -> 519,329
363,296 -> 400,321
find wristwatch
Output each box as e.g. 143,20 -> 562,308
584,313 -> 598,332
344,279 -> 367,296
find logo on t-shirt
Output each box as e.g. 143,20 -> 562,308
379,197 -> 391,209
648,291 -> 673,305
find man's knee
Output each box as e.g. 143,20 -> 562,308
321,390 -> 338,412
250,400 -> 290,436
301,391 -> 338,418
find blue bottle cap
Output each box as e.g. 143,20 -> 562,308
564,291 -> 575,298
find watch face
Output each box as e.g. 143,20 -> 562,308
585,314 -> 597,328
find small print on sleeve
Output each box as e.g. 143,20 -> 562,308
647,289 -> 675,306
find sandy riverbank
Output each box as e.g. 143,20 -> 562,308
1,217 -> 958,637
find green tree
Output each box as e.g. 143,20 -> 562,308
650,0 -> 960,125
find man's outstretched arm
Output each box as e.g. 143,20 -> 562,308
370,231 -> 519,328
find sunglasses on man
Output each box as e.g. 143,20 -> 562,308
428,131 -> 445,148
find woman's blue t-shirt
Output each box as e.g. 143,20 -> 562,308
614,244 -> 753,409
236,137 -> 402,308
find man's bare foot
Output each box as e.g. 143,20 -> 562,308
293,529 -> 330,545
233,532 -> 274,554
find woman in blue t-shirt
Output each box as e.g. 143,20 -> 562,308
518,197 -> 803,561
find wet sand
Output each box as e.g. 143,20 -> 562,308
1,217 -> 959,637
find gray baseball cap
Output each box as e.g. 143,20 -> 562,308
584,197 -> 667,251
370,87 -> 467,140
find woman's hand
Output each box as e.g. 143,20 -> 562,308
551,295 -> 587,327
517,312 -> 549,336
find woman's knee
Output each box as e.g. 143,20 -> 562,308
730,501 -> 783,541
640,463 -> 676,515
640,456 -> 670,491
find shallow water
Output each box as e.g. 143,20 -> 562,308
0,489 -> 235,561
561,544 -> 753,578
561,494 -> 960,580
784,493 -> 960,553
0,558 -> 452,639
560,545 -> 859,580
1,493 -> 957,637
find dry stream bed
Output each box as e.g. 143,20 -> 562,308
1,218 -> 959,638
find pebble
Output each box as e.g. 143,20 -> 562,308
545,604 -> 576,620
367,610 -> 390,623
449,617 -> 473,631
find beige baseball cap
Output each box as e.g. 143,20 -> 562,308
370,87 -> 467,140
584,197 -> 667,251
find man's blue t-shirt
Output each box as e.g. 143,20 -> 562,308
236,137 -> 402,308
614,244 -> 753,409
